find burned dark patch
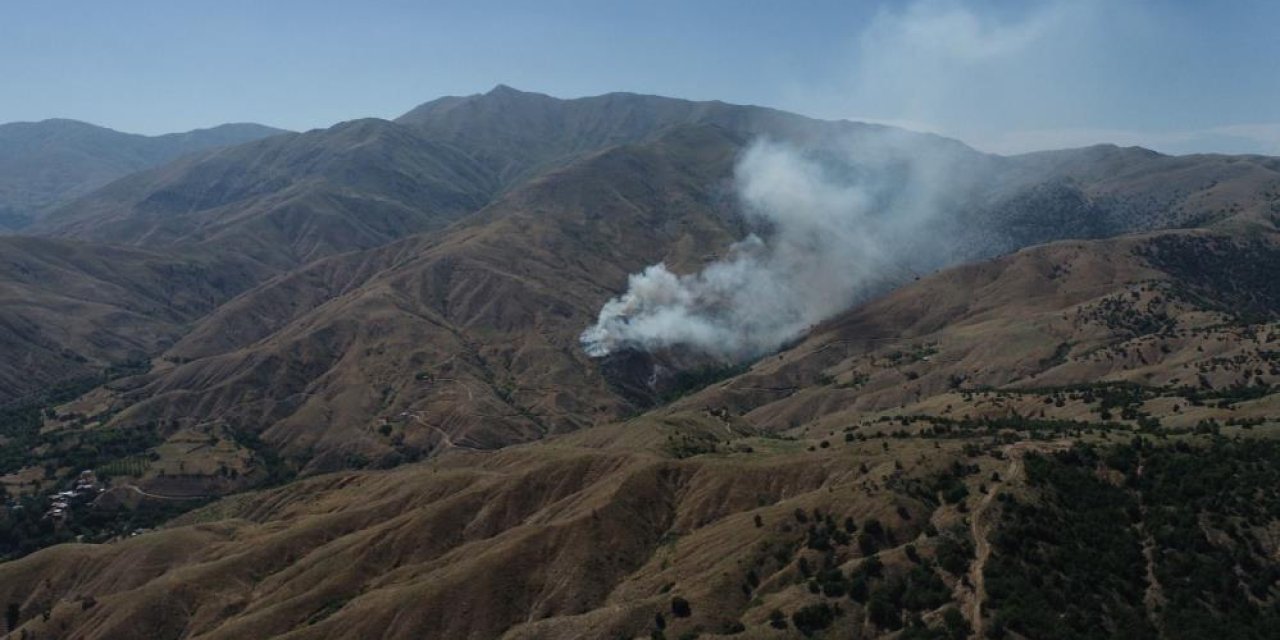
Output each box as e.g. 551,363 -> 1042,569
598,348 -> 746,410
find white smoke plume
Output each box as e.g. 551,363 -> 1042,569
581,131 -> 974,361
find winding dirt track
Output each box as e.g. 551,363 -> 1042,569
966,441 -> 1070,638
121,484 -> 206,501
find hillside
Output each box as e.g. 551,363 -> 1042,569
2,87 -> 1280,639
30,86 -> 1280,277
80,124 -> 751,472
0,119 -> 283,230
664,227 -> 1280,436
0,236 -> 257,404
394,85 -> 859,187
1,222 -> 1277,639
34,119 -> 499,271
29,87 -> 969,271
10,89 -> 1273,487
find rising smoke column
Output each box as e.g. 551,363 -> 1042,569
580,133 -> 969,361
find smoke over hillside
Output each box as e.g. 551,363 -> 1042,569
581,132 -> 977,361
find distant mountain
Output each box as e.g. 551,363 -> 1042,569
40,85 -> 1265,277
395,85 -> 972,187
29,87 -> 915,274
34,119 -> 498,271
0,119 -> 285,230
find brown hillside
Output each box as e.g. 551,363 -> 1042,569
0,420 -> 1011,640
2,225 -> 1279,639
60,121 -> 1280,479
94,125 -> 748,471
666,226 -> 1280,439
35,119 -> 499,272
0,236 -> 256,404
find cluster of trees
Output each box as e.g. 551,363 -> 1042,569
658,363 -> 748,403
0,361 -> 158,480
783,509 -> 972,636
0,376 -> 105,475
985,438 -> 1280,640
1077,288 -> 1175,338
1136,235 -> 1280,324
984,445 -> 1154,639
0,364 -> 203,560
0,493 -> 198,560
1127,438 -> 1280,639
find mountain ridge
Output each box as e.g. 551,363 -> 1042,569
0,118 -> 286,229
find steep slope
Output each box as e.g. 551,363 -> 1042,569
399,86 -> 1280,238
664,225 -> 1280,440
64,116 -> 1280,477
34,119 -> 499,271
988,144 -> 1280,243
37,87 -> 1277,280
0,418 -> 1017,640
0,119 -> 284,229
88,125 -> 749,471
31,87 -> 964,273
395,84 -> 758,185
396,85 -> 980,189
0,236 -> 257,404
2,225 -> 1278,639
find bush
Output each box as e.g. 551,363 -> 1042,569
769,609 -> 787,629
867,590 -> 901,630
942,607 -> 971,640
670,596 -> 691,618
791,603 -> 835,635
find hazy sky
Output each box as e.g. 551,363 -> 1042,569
3,0 -> 1277,155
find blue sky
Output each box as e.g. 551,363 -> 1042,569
2,0 -> 1278,155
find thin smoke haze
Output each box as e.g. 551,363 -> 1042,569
581,132 -> 976,361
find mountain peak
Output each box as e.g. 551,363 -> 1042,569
479,84 -> 556,104
486,83 -> 523,96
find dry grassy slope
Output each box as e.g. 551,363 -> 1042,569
0,236 -> 257,403
34,119 -> 499,272
4,225 -> 1280,640
666,224 -> 1280,436
59,129 -> 1280,474
93,125 -> 748,469
0,417 -> 987,640
7,89 -> 1278,506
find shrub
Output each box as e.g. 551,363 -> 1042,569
769,609 -> 788,629
671,596 -> 691,618
792,603 -> 835,635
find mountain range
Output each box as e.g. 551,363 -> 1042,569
0,86 -> 1277,639
0,119 -> 285,230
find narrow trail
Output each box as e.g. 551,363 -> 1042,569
1136,455 -> 1169,636
120,484 -> 207,501
966,459 -> 1011,638
966,440 -> 1068,638
410,413 -> 482,452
